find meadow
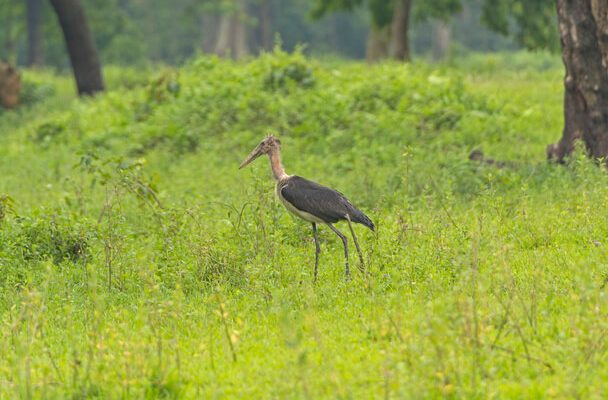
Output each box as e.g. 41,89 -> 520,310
1,50 -> 607,398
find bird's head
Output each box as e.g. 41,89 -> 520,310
239,134 -> 281,169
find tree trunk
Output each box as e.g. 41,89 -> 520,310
547,0 -> 608,162
391,0 -> 412,61
232,1 -> 249,59
366,26 -> 390,63
49,0 -> 104,96
432,20 -> 451,60
591,0 -> 608,69
214,13 -> 233,57
258,0 -> 273,51
27,0 -> 44,66
201,12 -> 219,53
213,0 -> 249,59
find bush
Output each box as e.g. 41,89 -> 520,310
262,46 -> 315,90
7,212 -> 94,265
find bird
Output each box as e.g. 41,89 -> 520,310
239,134 -> 374,280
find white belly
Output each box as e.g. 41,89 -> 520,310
276,182 -> 325,223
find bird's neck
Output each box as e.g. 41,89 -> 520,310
268,148 -> 288,181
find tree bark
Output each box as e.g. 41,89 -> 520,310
432,20 -> 451,60
547,0 -> 608,162
366,26 -> 390,63
391,0 -> 412,61
49,0 -> 104,95
27,0 -> 44,66
591,0 -> 608,67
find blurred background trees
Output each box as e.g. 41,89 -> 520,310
5,0 -> 608,161
0,0 -> 530,69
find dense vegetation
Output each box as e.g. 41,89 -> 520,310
2,51 -> 608,398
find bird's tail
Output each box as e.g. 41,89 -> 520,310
350,208 -> 375,231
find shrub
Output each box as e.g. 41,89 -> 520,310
262,46 -> 315,90
10,213 -> 94,265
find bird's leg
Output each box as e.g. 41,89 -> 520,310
312,223 -> 321,282
346,214 -> 365,273
327,223 -> 349,277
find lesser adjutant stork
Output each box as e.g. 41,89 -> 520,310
239,135 -> 374,280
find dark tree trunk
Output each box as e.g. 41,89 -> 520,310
548,0 -> 608,161
27,0 -> 44,66
593,0 -> 608,64
366,26 -> 390,63
391,0 -> 412,61
49,0 -> 104,95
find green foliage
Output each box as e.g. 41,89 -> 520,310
2,52 -> 608,398
84,0 -> 148,64
0,0 -> 24,63
312,0 -> 396,29
414,0 -> 462,22
481,0 -> 559,52
0,194 -> 15,223
367,0 -> 395,28
134,70 -> 181,122
32,121 -> 66,147
311,0 -> 364,19
262,46 -> 315,90
447,50 -> 561,74
20,80 -> 57,106
7,212 -> 93,265
77,151 -> 162,210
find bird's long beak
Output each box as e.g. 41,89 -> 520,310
239,143 -> 264,169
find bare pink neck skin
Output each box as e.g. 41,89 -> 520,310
268,148 -> 288,181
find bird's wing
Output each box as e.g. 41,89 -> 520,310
280,176 -> 351,223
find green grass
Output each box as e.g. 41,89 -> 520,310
1,50 -> 608,398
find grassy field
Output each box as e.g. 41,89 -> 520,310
1,50 -> 608,398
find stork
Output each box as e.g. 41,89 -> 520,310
239,135 -> 374,280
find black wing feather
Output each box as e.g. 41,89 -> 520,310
280,176 -> 374,230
